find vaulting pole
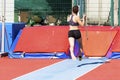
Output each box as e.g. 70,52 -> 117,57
0,0 -> 6,57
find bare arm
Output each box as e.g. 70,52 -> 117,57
76,15 -> 86,26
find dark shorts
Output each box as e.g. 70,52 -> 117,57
68,30 -> 81,39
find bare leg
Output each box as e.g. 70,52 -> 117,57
77,37 -> 83,60
68,37 -> 76,60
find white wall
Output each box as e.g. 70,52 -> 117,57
114,0 -> 118,26
0,0 -> 14,22
86,0 -> 111,25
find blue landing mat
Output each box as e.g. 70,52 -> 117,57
109,52 -> 120,59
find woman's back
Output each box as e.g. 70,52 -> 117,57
68,14 -> 80,30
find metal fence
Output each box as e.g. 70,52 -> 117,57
15,0 -> 120,26
73,0 -> 115,26
15,0 -> 72,26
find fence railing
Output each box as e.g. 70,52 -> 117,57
14,0 -> 120,26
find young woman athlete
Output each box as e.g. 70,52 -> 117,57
67,5 -> 86,60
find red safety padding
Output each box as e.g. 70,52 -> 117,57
80,27 -> 118,57
14,26 -> 69,53
14,26 -> 118,57
111,27 -> 120,52
80,26 -> 116,31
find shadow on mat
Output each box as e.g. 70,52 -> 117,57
77,61 -> 109,67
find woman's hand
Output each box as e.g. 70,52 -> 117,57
83,14 -> 86,21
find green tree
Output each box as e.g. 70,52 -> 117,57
15,0 -> 52,15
